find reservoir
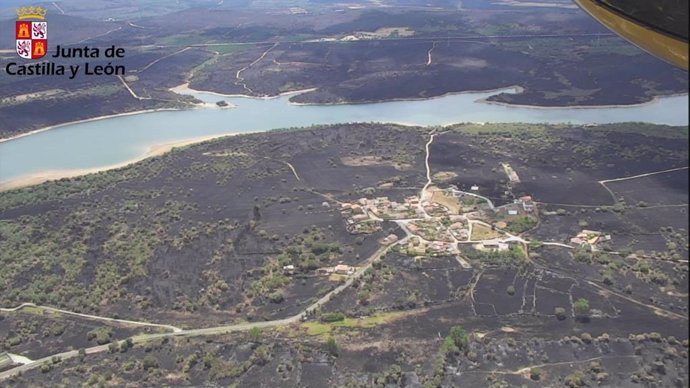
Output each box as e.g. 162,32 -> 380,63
0,87 -> 688,185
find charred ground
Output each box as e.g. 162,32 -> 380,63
0,121 -> 688,386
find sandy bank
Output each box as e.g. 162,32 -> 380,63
171,82 -> 317,100
0,133 -> 244,192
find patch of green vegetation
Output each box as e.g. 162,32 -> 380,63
450,122 -> 559,136
504,216 -> 538,234
426,325 -> 471,388
470,224 -> 503,241
304,311 -> 406,336
157,33 -> 208,46
303,321 -> 332,336
500,36 -> 640,60
212,43 -> 249,55
462,245 -> 528,267
593,123 -> 689,139
87,327 -> 113,345
19,306 -> 45,315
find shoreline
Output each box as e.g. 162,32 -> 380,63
476,92 -> 688,111
0,108 -> 183,144
286,86 -> 526,106
1,103 -> 688,191
171,82 -> 318,100
1,85 -> 686,145
0,133 -> 248,192
0,120 -> 433,191
287,86 -> 688,110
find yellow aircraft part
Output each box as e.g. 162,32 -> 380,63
574,0 -> 688,71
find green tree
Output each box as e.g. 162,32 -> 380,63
448,326 -> 469,351
358,289 -> 370,305
326,336 -> 338,356
574,247 -> 592,263
574,298 -> 590,321
119,338 -> 133,353
565,371 -> 586,387
87,327 -> 113,345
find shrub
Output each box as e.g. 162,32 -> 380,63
142,355 -> 159,371
269,291 -> 284,304
321,312 -> 346,322
40,362 -> 52,373
555,307 -> 567,320
249,326 -> 262,342
530,367 -> 543,381
326,336 -> 338,356
119,338 -> 133,353
251,345 -> 272,366
565,371 -> 586,387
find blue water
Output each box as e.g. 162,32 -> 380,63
0,87 -> 688,183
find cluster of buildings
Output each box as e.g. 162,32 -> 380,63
283,263 -> 356,277
360,196 -> 423,219
492,195 -> 536,222
315,264 -> 355,276
402,236 -> 456,257
570,230 -> 611,251
339,201 -> 382,234
407,219 -> 454,242
379,234 -> 399,245
340,196 -> 425,234
448,217 -> 470,240
518,196 -> 535,213
422,200 -> 451,217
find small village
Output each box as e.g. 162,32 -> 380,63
338,182 -> 609,264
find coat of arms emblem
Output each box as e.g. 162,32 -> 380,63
16,6 -> 48,60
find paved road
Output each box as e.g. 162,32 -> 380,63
0,244 -> 392,382
0,303 -> 182,333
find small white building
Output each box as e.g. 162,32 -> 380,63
477,240 -> 509,252
334,264 -> 354,275
283,265 -> 295,275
